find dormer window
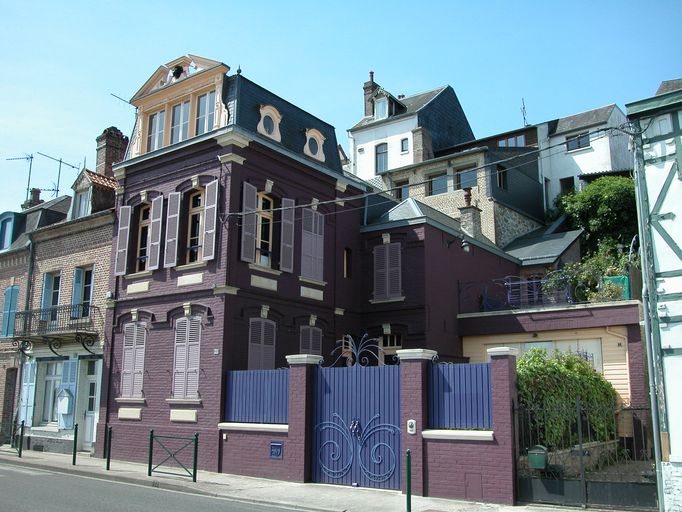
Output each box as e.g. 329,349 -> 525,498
196,91 -> 216,136
257,105 -> 282,142
375,97 -> 388,119
0,217 -> 13,250
72,189 -> 91,219
147,110 -> 165,152
304,128 -> 326,162
171,101 -> 190,144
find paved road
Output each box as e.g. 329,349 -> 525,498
0,463 -> 296,512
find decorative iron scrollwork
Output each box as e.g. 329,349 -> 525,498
329,334 -> 390,367
11,339 -> 32,357
46,337 -> 63,357
76,333 -> 97,355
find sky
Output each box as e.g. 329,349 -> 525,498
1,0 -> 680,213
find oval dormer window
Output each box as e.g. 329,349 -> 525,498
304,128 -> 326,162
257,105 -> 282,142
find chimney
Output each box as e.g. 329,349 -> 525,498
21,188 -> 43,210
363,71 -> 380,117
411,127 -> 434,163
459,187 -> 483,240
96,127 -> 129,177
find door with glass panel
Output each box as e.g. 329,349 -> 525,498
82,360 -> 100,450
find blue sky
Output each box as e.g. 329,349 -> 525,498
1,0 -> 680,213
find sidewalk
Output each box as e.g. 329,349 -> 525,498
0,445 -> 579,512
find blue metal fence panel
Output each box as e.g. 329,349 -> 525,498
312,364 -> 401,490
428,362 -> 492,429
225,368 -> 289,424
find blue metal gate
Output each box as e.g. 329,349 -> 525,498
312,364 -> 401,489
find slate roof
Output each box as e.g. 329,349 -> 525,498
85,170 -> 117,190
547,104 -> 616,136
349,86 -> 446,131
656,79 -> 682,96
1,196 -> 71,253
503,228 -> 583,267
371,197 -> 462,231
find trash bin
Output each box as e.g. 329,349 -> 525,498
528,445 -> 548,470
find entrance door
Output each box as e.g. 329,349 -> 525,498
82,360 -> 100,451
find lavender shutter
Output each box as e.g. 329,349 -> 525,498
147,195 -> 164,270
202,180 -> 219,262
301,209 -> 314,279
132,324 -> 146,397
373,244 -> 388,299
300,326 -> 311,353
314,211 -> 324,281
280,198 -> 295,273
262,319 -> 276,369
248,318 -> 263,369
114,206 -> 131,276
387,242 -> 402,298
121,324 -> 135,397
311,327 -> 322,355
240,182 -> 257,263
164,192 -> 181,268
173,317 -> 188,397
186,317 -> 201,396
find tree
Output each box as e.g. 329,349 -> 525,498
560,176 -> 637,255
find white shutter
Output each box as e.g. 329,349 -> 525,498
173,317 -> 188,397
132,324 -> 146,397
147,195 -> 164,271
280,198 -> 295,273
387,242 -> 402,298
186,317 -> 201,397
241,182 -> 257,263
121,324 -> 135,398
114,206 -> 131,276
248,318 -> 263,370
373,244 -> 388,299
202,180 -> 219,262
164,192 -> 181,268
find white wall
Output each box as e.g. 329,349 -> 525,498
349,116 -> 418,181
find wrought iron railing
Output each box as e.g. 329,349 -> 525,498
13,304 -> 102,337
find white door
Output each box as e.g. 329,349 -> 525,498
82,360 -> 100,451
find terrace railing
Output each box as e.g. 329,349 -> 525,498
13,305 -> 101,337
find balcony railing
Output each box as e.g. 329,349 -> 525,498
459,273 -> 631,314
12,304 -> 102,338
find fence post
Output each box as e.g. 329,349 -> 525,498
18,420 -> 25,458
192,432 -> 199,482
72,424 -> 78,466
148,429 -> 154,476
576,399 -> 586,507
406,449 -> 412,512
106,426 -> 112,471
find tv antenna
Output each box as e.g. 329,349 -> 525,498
36,152 -> 79,197
5,154 -> 34,201
521,98 -> 528,127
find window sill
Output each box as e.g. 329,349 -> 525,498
249,263 -> 282,276
115,397 -> 146,405
166,398 -> 202,405
369,296 -> 406,304
124,270 -> 153,280
298,276 -> 326,287
176,260 -> 207,272
565,146 -> 591,154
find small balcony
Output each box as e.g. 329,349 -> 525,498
459,273 -> 634,314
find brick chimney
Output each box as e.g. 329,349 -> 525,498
363,71 -> 380,117
412,127 -> 434,163
96,127 -> 129,177
21,188 -> 43,210
458,187 -> 483,240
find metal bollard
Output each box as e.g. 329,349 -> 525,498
106,426 -> 112,471
406,449 -> 412,512
18,421 -> 25,458
192,432 -> 199,482
72,424 -> 78,466
147,429 -> 154,476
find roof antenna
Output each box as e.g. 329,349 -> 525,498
521,98 -> 528,127
6,154 -> 34,201
36,152 -> 79,197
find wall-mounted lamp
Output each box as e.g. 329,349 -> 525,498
461,240 -> 471,253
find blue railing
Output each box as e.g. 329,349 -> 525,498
428,363 -> 492,429
224,368 -> 289,424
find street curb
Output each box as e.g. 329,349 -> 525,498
0,454 -> 339,512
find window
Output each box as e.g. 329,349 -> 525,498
560,177 -> 575,195
257,105 -> 282,142
374,98 -> 388,119
186,191 -> 204,263
498,135 -> 525,148
566,132 -> 590,151
301,208 -> 324,281
381,334 -> 402,365
455,168 -> 477,190
173,316 -> 201,398
373,242 -> 402,300
395,180 -> 409,200
40,272 -> 61,321
256,193 -> 274,267
300,326 -> 322,356
1,285 -> 19,337
343,248 -> 352,278
248,318 -> 276,370
496,166 -> 508,190
170,100 -> 190,144
72,190 -> 90,219
400,138 -> 409,153
42,362 -> 62,424
136,205 -> 151,272
428,173 -> 448,196
147,110 -> 165,152
71,267 -> 94,318
121,322 -> 146,398
195,91 -> 216,136
375,143 -> 388,173
0,217 -> 13,249
304,128 -> 326,162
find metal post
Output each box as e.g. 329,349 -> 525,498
72,424 -> 79,466
148,430 -> 154,477
192,432 -> 199,483
106,426 -> 112,471
576,400 -> 586,507
18,421 -> 25,458
103,424 -> 109,460
406,448 -> 412,512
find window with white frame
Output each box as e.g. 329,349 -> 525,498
170,100 -> 190,144
147,110 -> 165,152
373,242 -> 402,300
195,91 -> 216,136
121,322 -> 146,398
0,217 -> 12,249
248,318 -> 276,370
136,204 -> 151,272
300,325 -> 322,356
71,267 -> 94,318
173,316 -> 201,398
301,208 -> 324,281
186,190 -> 204,263
374,97 -> 388,119
400,138 -> 409,153
72,189 -> 91,219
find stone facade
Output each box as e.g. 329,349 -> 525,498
493,202 -> 544,249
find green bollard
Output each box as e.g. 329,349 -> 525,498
18,421 -> 25,458
72,424 -> 78,466
106,426 -> 112,471
406,449 -> 412,512
148,429 -> 154,476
